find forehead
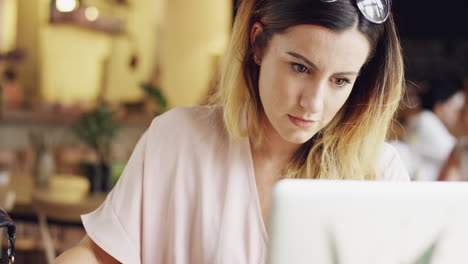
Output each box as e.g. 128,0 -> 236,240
268,24 -> 371,71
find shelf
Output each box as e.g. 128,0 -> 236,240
0,108 -> 154,127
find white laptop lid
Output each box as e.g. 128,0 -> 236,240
267,180 -> 468,264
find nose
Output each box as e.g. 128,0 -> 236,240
299,79 -> 326,114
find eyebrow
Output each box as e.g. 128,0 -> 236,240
286,51 -> 359,76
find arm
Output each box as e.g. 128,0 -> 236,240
55,235 -> 120,264
73,127 -> 151,264
438,147 -> 460,181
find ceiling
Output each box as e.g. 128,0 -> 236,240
232,0 -> 468,39
392,1 -> 468,39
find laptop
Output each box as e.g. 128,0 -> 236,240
267,180 -> 468,264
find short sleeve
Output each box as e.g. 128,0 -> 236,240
375,143 -> 411,182
81,127 -> 149,264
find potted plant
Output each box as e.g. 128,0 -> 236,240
141,82 -> 167,116
73,103 -> 120,193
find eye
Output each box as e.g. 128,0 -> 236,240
333,78 -> 352,88
290,62 -> 310,74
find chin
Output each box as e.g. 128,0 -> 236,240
280,130 -> 315,145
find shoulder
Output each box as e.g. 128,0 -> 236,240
151,105 -> 223,127
408,110 -> 436,123
374,142 -> 411,182
147,105 -> 225,138
407,111 -> 445,132
142,105 -> 229,156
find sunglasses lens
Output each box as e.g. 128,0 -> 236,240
356,0 -> 390,24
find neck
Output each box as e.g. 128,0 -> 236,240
252,119 -> 301,169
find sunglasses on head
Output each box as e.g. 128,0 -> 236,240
320,0 -> 391,24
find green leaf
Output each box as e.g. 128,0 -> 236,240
410,239 -> 438,264
328,228 -> 341,264
141,83 -> 168,110
72,103 -> 120,161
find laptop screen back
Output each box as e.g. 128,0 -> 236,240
267,180 -> 468,264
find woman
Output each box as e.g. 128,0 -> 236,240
57,0 -> 408,263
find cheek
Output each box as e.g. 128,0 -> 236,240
259,65 -> 299,108
324,89 -> 352,122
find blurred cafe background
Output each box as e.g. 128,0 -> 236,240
0,0 -> 466,263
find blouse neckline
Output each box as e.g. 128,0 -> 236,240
244,136 -> 270,244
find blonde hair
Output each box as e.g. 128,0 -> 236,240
212,0 -> 405,180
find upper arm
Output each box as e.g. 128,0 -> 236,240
438,147 -> 459,181
80,130 -> 149,263
78,107 -> 205,263
79,113 -> 177,263
55,235 -> 120,264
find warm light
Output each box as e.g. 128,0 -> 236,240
85,6 -> 99,21
55,0 -> 78,13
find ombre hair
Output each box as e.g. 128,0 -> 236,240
212,0 -> 405,180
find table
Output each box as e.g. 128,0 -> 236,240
8,173 -> 107,263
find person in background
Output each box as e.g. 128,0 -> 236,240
439,79 -> 468,181
56,0 -> 408,263
388,81 -> 422,175
402,77 -> 465,181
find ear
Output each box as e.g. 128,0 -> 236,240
250,22 -> 264,59
250,22 -> 264,46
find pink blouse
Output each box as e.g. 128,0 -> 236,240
81,105 -> 409,264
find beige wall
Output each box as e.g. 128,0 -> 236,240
160,0 -> 232,108
14,0 -> 231,107
0,0 -> 17,52
39,0 -> 155,105
40,26 -> 111,104
16,0 -> 41,100
102,0 -> 160,103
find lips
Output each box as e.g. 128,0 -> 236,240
288,114 -> 318,128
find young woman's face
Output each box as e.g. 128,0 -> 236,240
256,24 -> 370,145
